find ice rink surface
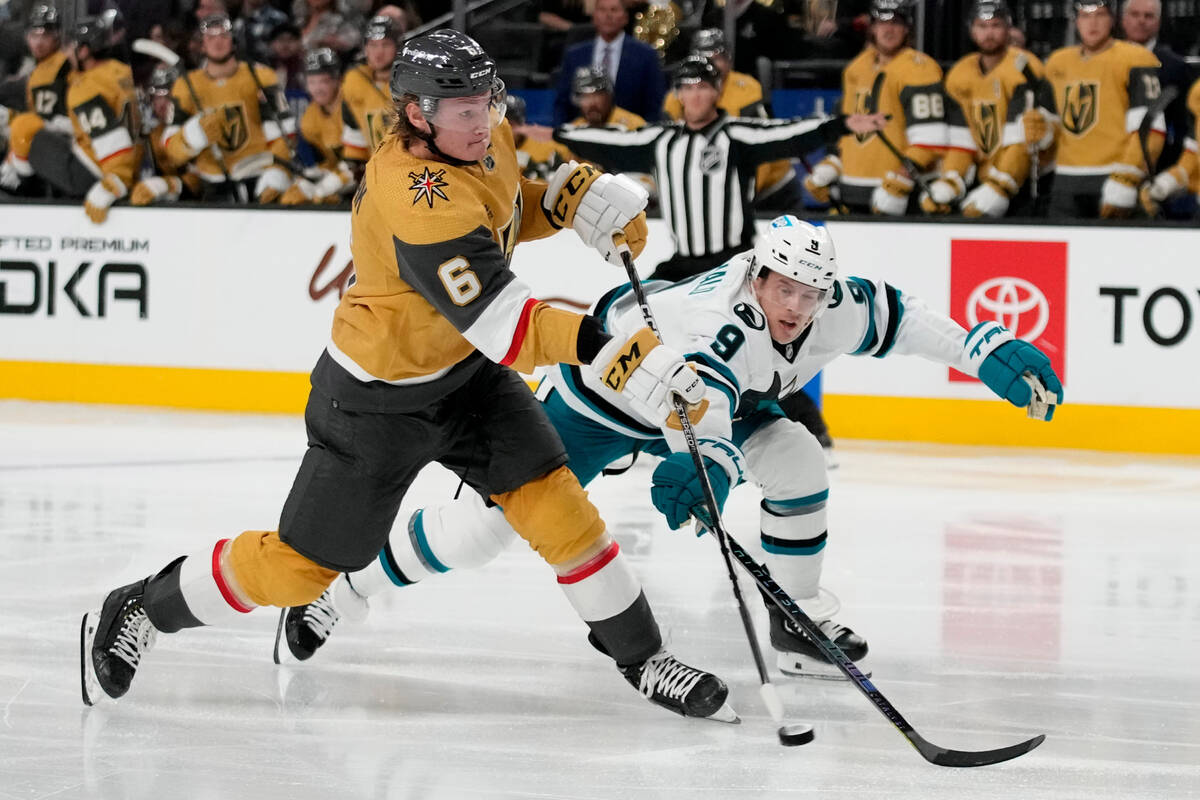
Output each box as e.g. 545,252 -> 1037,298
1,401 -> 1198,799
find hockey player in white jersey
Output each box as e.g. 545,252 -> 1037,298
276,215 -> 1064,678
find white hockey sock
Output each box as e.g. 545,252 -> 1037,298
554,539 -> 642,623
143,540 -> 255,632
348,492 -> 517,597
760,491 -> 828,603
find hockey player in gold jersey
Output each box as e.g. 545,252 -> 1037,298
1045,0 -> 1164,218
507,94 -> 573,180
937,1 -> 1057,217
804,0 -> 947,215
1141,77 -> 1200,216
130,65 -> 204,207
663,29 -> 797,210
162,13 -> 297,203
281,48 -> 354,205
340,15 -> 397,164
81,30 -> 741,725
0,5 -> 73,194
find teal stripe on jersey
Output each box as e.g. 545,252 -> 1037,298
874,283 -> 905,358
687,352 -> 742,395
556,364 -> 661,438
849,277 -> 878,355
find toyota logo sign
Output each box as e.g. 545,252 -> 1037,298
966,276 -> 1049,342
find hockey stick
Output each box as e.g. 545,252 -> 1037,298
1014,53 -> 1040,203
1136,84 -> 1180,217
239,52 -> 307,176
614,235 -> 1045,767
131,38 -> 242,200
867,71 -> 941,208
612,236 -> 812,748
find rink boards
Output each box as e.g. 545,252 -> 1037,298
1,204 -> 1197,453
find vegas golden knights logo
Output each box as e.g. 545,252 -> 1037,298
366,109 -> 392,152
1061,81 -> 1099,136
852,90 -> 876,144
973,101 -> 1000,155
217,104 -> 248,151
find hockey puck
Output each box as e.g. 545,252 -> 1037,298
778,723 -> 815,747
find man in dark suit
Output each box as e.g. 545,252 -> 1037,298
553,0 -> 666,124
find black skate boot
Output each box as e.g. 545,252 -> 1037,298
273,575 -> 368,664
767,602 -> 869,680
620,649 -> 740,723
80,579 -> 159,706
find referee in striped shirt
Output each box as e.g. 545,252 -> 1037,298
551,57 -> 885,281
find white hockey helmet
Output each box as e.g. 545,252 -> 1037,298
751,215 -> 839,330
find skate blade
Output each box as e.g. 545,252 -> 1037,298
705,701 -> 741,724
776,650 -> 871,681
272,608 -> 293,665
80,612 -> 104,707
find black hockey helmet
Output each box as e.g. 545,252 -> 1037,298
970,1 -> 1012,22
505,93 -> 526,125
198,12 -> 234,36
1073,0 -> 1114,16
304,47 -> 341,76
390,29 -> 504,119
870,0 -> 914,25
690,28 -> 727,59
571,65 -> 613,98
67,15 -> 112,53
672,55 -> 721,90
147,64 -> 178,95
27,4 -> 60,32
364,14 -> 400,42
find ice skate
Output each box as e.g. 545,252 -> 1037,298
80,578 -> 159,706
767,602 -> 869,680
273,574 -> 368,664
621,649 -> 739,723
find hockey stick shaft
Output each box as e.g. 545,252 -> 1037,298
240,49 -> 304,174
1016,57 -> 1041,203
867,72 -> 939,204
612,237 -> 785,724
614,236 -> 1044,767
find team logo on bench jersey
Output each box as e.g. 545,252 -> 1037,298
1061,81 -> 1099,136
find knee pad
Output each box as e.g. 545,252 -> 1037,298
397,491 -> 518,578
8,112 -> 45,159
493,465 -> 605,566
743,418 -> 827,500
226,530 -> 339,608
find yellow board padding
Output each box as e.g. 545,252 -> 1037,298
822,394 -> 1200,455
3,360 -> 1198,454
0,360 -> 310,414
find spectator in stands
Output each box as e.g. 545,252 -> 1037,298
1045,0 -> 1163,218
298,0 -> 361,59
554,0 -> 666,124
803,0 -> 945,215
663,28 -> 801,211
268,21 -> 307,92
1120,0 -> 1191,216
700,0 -> 798,76
508,93 -> 572,180
239,0 -> 291,66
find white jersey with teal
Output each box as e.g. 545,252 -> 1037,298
546,252 -> 979,446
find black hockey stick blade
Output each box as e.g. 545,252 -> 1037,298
909,730 -> 1046,768
721,530 -> 1046,767
1138,84 -> 1180,175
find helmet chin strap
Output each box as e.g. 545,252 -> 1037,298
415,122 -> 477,168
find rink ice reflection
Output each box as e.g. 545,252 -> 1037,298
0,402 -> 1197,799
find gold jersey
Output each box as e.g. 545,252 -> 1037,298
836,46 -> 945,204
167,61 -> 293,180
571,105 -> 646,131
1045,39 -> 1163,178
27,50 -> 71,123
300,99 -> 344,171
66,59 -> 140,188
1186,79 -> 1200,191
663,70 -> 792,194
330,120 -> 582,395
340,65 -> 392,161
516,137 -> 572,180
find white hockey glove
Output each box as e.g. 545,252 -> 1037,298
543,161 -> 648,265
84,174 -> 127,224
919,171 -> 964,214
44,114 -> 76,137
254,165 -> 292,203
0,153 -> 30,191
803,155 -> 841,204
0,106 -> 9,137
1099,167 -> 1142,219
130,175 -> 183,205
870,171 -> 913,215
961,181 -> 1011,218
590,327 -> 704,425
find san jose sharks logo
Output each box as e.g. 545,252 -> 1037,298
408,166 -> 450,208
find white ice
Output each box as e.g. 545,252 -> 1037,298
1,401 -> 1198,799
